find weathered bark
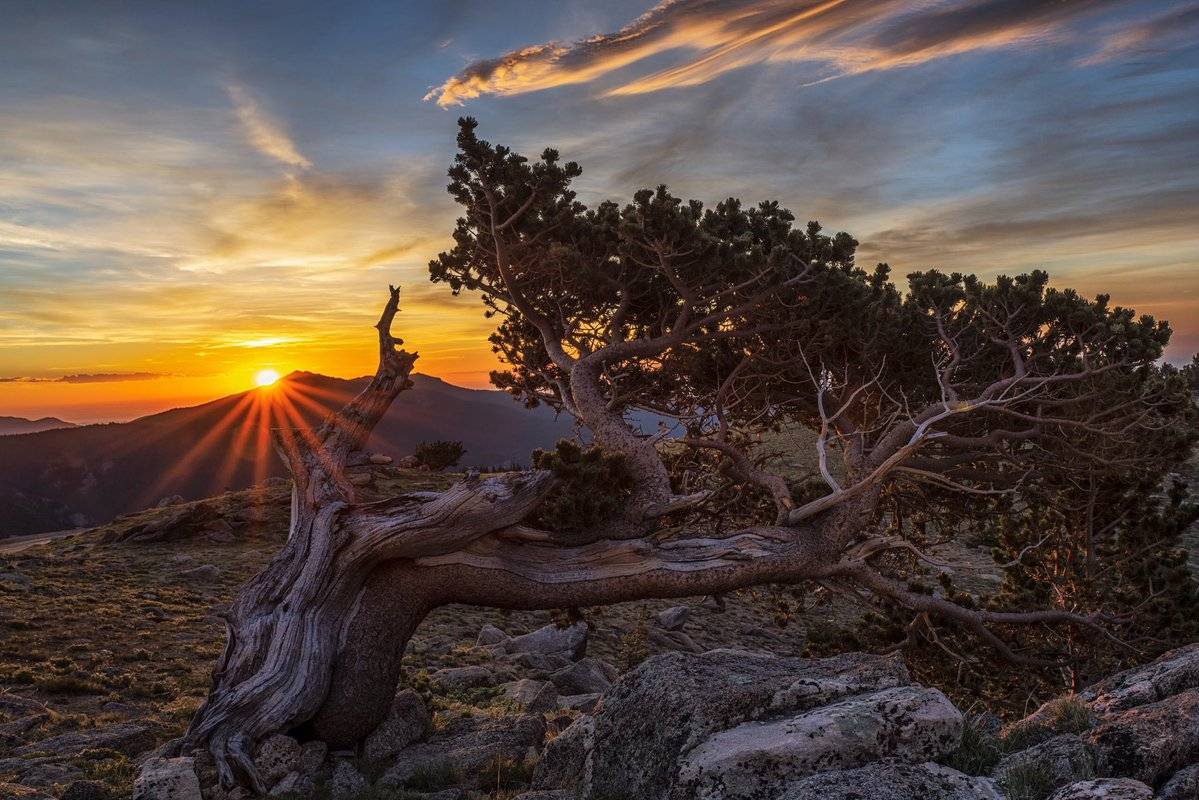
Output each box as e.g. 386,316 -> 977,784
567,360 -> 674,519
309,561 -> 434,745
306,524 -> 835,744
174,469 -> 553,789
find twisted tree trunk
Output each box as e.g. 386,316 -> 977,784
169,289 -> 554,789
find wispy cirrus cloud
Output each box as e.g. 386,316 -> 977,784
427,0 -> 1175,106
226,82 -> 312,169
1079,2 -> 1199,65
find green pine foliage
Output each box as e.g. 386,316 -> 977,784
528,440 -> 635,533
841,470 -> 1199,715
990,473 -> 1199,683
1180,353 -> 1199,391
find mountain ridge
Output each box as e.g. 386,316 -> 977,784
0,371 -> 578,538
0,415 -> 77,436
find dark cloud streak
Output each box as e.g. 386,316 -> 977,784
0,372 -> 166,384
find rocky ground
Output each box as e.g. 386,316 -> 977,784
136,637 -> 1199,800
1,463 -> 1196,800
0,467 -> 808,800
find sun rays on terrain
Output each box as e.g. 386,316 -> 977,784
135,376 -> 353,507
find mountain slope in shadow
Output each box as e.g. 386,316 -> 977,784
0,416 -> 77,436
0,372 -> 578,538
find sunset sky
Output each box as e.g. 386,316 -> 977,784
2,0 -> 1197,423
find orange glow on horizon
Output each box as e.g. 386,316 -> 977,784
0,310 -> 502,424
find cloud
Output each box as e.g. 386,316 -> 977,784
1079,3 -> 1199,65
193,168 -> 446,274
0,372 -> 165,383
0,99 -> 457,365
226,83 -> 312,169
226,337 -> 300,348
427,0 -> 1159,106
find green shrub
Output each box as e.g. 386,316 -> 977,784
5,667 -> 36,683
1042,695 -> 1092,734
413,441 -> 466,471
37,674 -> 103,695
999,760 -> 1059,800
1002,695 -> 1092,753
945,714 -> 1002,776
529,440 -> 634,533
81,751 -> 138,788
616,613 -> 651,673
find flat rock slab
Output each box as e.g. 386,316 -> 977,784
476,623 -> 507,646
430,665 -> 496,691
1047,778 -> 1154,800
499,678 -> 560,713
379,713 -> 546,788
1088,688 -> 1199,785
1082,643 -> 1199,715
994,734 -> 1096,796
674,686 -> 963,800
549,658 -> 615,695
588,649 -> 910,800
0,713 -> 49,746
364,689 -> 431,762
133,757 -> 202,800
496,622 -> 588,660
499,651 -> 572,674
0,694 -> 48,716
2,760 -> 84,789
777,760 -> 1002,800
559,693 -> 601,714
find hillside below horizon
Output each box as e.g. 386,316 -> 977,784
0,371 -> 582,538
0,416 -> 76,436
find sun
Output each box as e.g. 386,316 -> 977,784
254,369 -> 281,388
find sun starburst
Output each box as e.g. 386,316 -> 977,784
255,369 -> 281,387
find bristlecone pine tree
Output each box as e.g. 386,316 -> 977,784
172,118 -> 1196,790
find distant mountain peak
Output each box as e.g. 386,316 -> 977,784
0,416 -> 77,436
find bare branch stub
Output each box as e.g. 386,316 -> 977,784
324,285 -> 418,463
